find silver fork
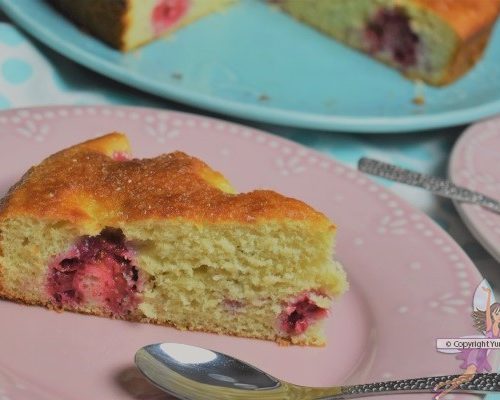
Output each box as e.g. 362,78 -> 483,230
358,157 -> 500,215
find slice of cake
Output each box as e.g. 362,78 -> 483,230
50,0 -> 235,51
271,0 -> 500,86
0,133 -> 347,345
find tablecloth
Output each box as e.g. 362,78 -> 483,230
0,17 -> 499,399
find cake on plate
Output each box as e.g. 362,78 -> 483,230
50,0 -> 236,51
51,0 -> 500,85
0,133 -> 347,345
271,0 -> 500,85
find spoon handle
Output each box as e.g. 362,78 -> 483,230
358,157 -> 500,215
329,373 -> 500,399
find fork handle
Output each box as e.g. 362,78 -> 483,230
330,373 -> 500,399
358,157 -> 500,214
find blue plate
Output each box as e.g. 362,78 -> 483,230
2,0 -> 500,133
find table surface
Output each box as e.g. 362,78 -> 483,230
1,8 -> 499,396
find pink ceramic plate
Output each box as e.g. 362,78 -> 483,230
449,118 -> 500,263
0,106 -> 483,400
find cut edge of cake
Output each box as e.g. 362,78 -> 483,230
271,0 -> 500,86
51,0 -> 236,51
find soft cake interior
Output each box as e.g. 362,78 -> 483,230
0,216 -> 345,345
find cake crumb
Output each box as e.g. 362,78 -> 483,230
324,99 -> 335,108
171,72 -> 183,81
412,95 -> 425,105
259,94 -> 270,102
413,80 -> 425,106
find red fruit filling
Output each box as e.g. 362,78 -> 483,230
152,0 -> 190,36
112,151 -> 132,161
46,228 -> 141,316
279,292 -> 329,335
223,299 -> 244,313
365,8 -> 419,68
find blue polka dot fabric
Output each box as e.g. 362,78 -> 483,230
2,58 -> 33,84
0,21 -> 499,396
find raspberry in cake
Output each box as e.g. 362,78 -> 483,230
46,227 -> 141,316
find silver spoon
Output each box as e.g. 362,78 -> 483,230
135,343 -> 500,399
358,157 -> 500,215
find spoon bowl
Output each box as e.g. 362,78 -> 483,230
135,343 -> 288,399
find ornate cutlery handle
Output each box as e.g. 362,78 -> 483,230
335,373 -> 500,398
358,157 -> 500,214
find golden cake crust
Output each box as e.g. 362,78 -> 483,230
418,25 -> 493,86
411,0 -> 500,40
409,0 -> 500,86
0,133 -> 333,229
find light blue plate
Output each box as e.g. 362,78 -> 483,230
2,0 -> 500,133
